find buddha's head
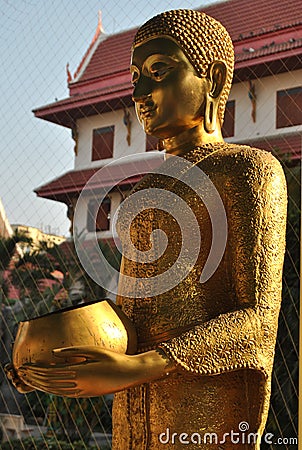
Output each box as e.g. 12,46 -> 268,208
131,9 -> 234,141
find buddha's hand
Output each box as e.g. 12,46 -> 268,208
15,347 -> 129,397
17,346 -> 176,398
4,363 -> 35,394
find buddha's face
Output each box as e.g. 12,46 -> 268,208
131,38 -> 208,139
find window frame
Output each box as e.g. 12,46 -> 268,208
222,100 -> 235,138
87,197 -> 111,232
276,86 -> 302,129
91,126 -> 114,161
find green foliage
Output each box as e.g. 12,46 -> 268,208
45,396 -> 109,443
21,389 -> 53,420
8,238 -> 120,304
0,238 -> 15,273
263,163 -> 300,448
0,230 -> 33,304
0,231 -> 32,273
0,435 -> 103,449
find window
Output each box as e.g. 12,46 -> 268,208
222,100 -> 235,138
146,134 -> 159,151
276,87 -> 302,128
87,198 -> 111,232
92,126 -> 114,161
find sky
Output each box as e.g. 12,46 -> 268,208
1,0 -> 216,237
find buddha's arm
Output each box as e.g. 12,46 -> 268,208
16,347 -> 175,397
160,151 -> 287,377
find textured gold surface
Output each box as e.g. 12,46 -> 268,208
113,143 -> 287,449
132,9 -> 234,124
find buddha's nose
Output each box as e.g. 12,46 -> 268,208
132,77 -> 153,103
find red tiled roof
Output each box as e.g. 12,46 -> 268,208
33,0 -> 302,128
199,0 -> 301,42
35,156 -> 164,202
72,28 -> 136,88
70,0 -> 302,91
236,38 -> 302,63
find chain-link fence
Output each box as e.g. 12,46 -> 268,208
1,1 -> 300,449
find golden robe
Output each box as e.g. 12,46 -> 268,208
113,143 -> 287,450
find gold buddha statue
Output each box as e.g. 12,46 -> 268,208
7,10 -> 287,450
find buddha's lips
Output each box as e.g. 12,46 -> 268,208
139,106 -> 157,118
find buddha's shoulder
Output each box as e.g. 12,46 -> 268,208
198,143 -> 284,176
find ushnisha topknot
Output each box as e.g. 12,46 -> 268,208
132,9 -> 234,124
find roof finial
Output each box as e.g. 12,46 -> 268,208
97,10 -> 105,34
72,10 -> 106,82
66,63 -> 73,84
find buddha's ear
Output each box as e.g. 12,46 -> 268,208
208,61 -> 227,99
204,61 -> 227,134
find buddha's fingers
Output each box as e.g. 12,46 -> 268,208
18,366 -> 77,385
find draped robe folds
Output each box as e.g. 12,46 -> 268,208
112,143 -> 287,450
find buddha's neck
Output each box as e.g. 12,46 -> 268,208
163,123 -> 224,157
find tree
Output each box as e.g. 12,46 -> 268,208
5,237 -> 120,444
2,234 -> 120,442
0,231 -> 32,304
9,237 -> 120,309
263,163 -> 300,449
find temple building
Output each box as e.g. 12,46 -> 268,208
33,0 -> 302,240
11,225 -> 65,254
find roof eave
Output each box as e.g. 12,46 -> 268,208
34,157 -> 165,203
33,86 -> 134,128
234,51 -> 302,81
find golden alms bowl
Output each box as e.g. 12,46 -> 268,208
12,299 -> 137,371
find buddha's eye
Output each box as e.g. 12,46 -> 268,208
131,68 -> 140,86
150,62 -> 174,80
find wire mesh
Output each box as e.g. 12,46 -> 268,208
0,1 -> 300,449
